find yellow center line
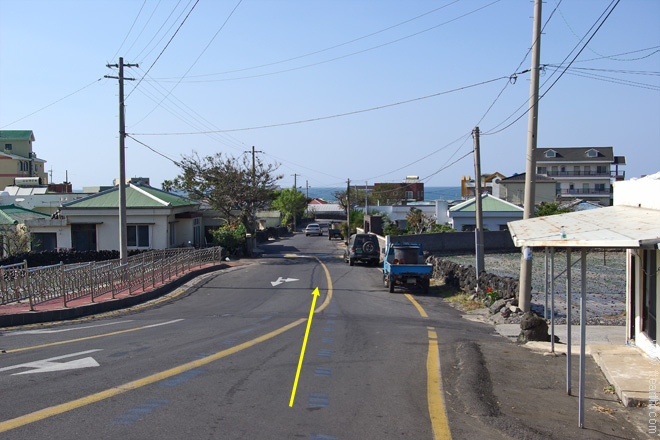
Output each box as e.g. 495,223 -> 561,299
404,294 -> 452,440
0,254 -> 334,433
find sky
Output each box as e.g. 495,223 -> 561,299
1,0 -> 659,192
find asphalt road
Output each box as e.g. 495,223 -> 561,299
0,231 -> 647,439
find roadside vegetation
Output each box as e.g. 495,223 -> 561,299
430,279 -> 483,311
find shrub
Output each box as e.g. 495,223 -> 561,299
210,223 -> 246,254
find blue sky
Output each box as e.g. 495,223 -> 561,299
1,0 -> 658,191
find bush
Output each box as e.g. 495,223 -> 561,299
210,223 -> 246,255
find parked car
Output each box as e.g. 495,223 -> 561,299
343,233 -> 380,266
305,223 -> 322,236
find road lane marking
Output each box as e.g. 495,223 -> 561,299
0,350 -> 103,375
404,295 -> 452,440
4,320 -> 184,354
404,294 -> 428,318
6,321 -> 134,335
0,318 -> 306,433
0,252 -> 335,433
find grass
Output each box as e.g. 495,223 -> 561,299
431,279 -> 483,312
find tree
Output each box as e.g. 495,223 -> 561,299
271,188 -> 308,227
0,225 -> 31,257
535,202 -> 573,217
371,183 -> 406,205
333,187 -> 376,211
163,152 -> 282,234
406,207 -> 435,234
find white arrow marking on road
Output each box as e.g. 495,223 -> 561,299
271,277 -> 300,287
0,349 -> 102,375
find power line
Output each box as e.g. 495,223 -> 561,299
0,78 -> 103,129
129,76 -> 510,136
126,0 -> 200,100
126,135 -> 179,164
110,0 -> 148,62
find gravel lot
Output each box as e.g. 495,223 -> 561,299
440,250 -> 627,325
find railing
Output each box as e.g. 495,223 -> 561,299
544,170 -> 625,179
0,247 -> 222,310
558,188 -> 611,195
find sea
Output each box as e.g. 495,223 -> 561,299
307,187 -> 461,203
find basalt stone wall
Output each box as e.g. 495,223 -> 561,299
426,255 -> 519,300
390,230 -> 516,254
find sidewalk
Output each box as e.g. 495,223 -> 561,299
490,319 -> 652,407
0,261 -> 250,328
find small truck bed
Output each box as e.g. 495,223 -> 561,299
382,242 -> 433,293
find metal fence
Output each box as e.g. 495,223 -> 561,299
0,247 -> 222,310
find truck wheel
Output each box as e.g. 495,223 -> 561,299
349,258 -> 354,266
389,279 -> 395,293
383,275 -> 389,288
422,279 -> 430,294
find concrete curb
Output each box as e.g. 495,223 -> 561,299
0,263 -> 229,328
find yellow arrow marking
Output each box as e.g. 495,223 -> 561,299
289,287 -> 320,407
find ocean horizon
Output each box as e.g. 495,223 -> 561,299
306,186 -> 461,202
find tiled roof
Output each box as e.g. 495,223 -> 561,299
501,173 -> 556,182
535,147 -> 614,162
0,130 -> 34,141
63,184 -> 200,209
0,204 -> 50,225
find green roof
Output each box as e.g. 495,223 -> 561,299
63,184 -> 200,209
450,195 -> 523,213
0,204 -> 50,225
0,130 -> 34,141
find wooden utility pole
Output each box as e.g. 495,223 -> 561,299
346,178 -> 351,240
473,127 -> 484,279
519,0 -> 543,312
105,57 -> 138,264
245,146 -> 263,254
292,173 -> 300,232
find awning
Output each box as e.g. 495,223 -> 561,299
508,205 -> 660,249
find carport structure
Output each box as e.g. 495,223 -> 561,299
507,204 -> 660,428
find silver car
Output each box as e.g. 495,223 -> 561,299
304,223 -> 322,236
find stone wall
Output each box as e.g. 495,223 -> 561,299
426,255 -> 519,300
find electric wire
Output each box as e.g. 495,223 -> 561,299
133,0 -> 189,62
126,0 -> 200,100
110,0 -> 148,62
148,0 -> 502,83
128,76 -> 510,136
123,0 -> 164,58
0,78 -> 104,129
126,135 -> 179,164
482,0 -> 621,136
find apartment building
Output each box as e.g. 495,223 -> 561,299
0,130 -> 49,189
535,147 -> 626,206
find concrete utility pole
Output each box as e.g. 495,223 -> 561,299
472,127 -> 485,279
105,57 -> 138,264
245,146 -> 263,254
346,178 -> 351,241
519,0 -> 543,312
291,173 -> 300,232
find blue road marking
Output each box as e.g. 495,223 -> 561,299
310,435 -> 337,440
109,399 -> 168,425
158,369 -> 206,387
326,320 -> 336,324
327,314 -> 337,318
323,328 -> 335,332
221,339 -> 237,345
321,338 -> 334,343
239,328 -> 254,334
317,349 -> 332,357
314,367 -> 331,377
308,393 -> 330,408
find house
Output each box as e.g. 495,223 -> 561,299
24,184 -> 202,251
449,194 -> 524,232
497,173 -> 557,206
0,204 -> 51,255
507,172 -> 660,360
373,176 -> 425,203
0,184 -> 88,216
0,130 -> 49,190
356,200 -> 449,230
460,172 -> 505,200
534,146 -> 626,206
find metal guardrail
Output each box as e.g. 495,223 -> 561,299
0,247 -> 222,310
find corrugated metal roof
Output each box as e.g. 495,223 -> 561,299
64,184 -> 199,209
0,130 -> 34,141
508,206 -> 660,248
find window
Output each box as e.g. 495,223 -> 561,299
584,165 -> 591,175
537,166 -> 547,174
574,166 -> 580,175
193,218 -> 201,247
127,225 -> 150,247
72,224 -> 97,251
595,183 -> 606,192
582,183 -> 590,192
545,150 -> 556,158
405,191 -> 413,199
32,233 -> 57,251
587,149 -> 598,157
4,144 -> 11,151
169,223 -> 176,247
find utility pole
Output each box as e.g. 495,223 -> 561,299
473,127 -> 485,279
306,180 -> 309,199
365,181 -> 368,214
346,178 -> 351,241
245,146 -> 263,254
519,0 -> 542,312
292,173 -> 300,232
105,57 -> 138,264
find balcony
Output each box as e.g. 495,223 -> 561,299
543,170 -> 625,180
558,188 -> 611,196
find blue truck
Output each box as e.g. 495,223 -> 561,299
383,242 -> 433,293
